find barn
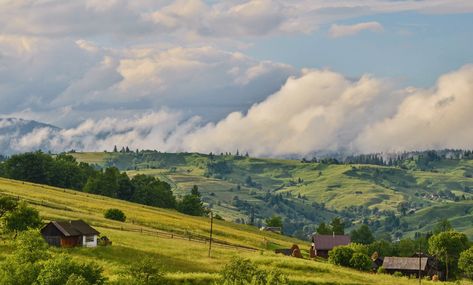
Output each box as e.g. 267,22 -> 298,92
310,234 -> 351,258
41,220 -> 100,248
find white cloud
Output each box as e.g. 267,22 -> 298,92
355,65 -> 473,153
329,22 -> 384,38
5,65 -> 473,156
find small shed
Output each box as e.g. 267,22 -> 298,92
41,220 -> 100,248
310,234 -> 351,258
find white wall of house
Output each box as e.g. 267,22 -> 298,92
82,235 -> 98,247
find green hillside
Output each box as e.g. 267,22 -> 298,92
71,151 -> 473,239
0,177 -> 465,285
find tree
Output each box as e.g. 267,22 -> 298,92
177,191 -> 205,216
433,218 -> 453,234
429,231 -> 469,280
0,196 -> 18,218
349,253 -> 372,271
330,217 -> 345,235
459,247 -> 473,280
328,246 -> 354,267
104,208 -> 126,222
265,216 -> 283,228
316,222 -> 332,235
3,203 -> 42,235
131,175 -> 176,209
0,230 -> 50,285
350,224 -> 374,245
191,185 -> 200,197
398,238 -> 416,257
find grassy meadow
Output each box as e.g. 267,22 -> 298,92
1,177 -> 470,284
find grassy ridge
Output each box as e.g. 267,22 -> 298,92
0,177 -> 467,284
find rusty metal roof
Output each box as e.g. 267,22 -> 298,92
313,234 -> 351,250
383,257 -> 428,271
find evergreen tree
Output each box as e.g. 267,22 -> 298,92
330,217 -> 345,235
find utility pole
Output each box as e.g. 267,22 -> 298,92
208,211 -> 213,258
419,237 -> 422,285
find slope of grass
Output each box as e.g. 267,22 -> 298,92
0,177 -> 468,285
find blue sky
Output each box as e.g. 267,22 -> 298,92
248,11 -> 473,87
1,1 -> 473,155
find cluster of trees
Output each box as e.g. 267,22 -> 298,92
0,152 -> 208,218
316,217 -> 345,235
0,152 -> 96,190
326,219 -> 473,281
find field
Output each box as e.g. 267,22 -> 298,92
71,152 -> 473,239
1,177 -> 470,284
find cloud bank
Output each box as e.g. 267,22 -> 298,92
4,65 -> 473,157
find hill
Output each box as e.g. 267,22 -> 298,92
0,118 -> 60,155
71,151 -> 473,239
0,177 -> 462,285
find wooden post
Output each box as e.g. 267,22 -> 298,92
208,211 -> 213,258
418,239 -> 422,285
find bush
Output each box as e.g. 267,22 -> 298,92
349,253 -> 372,271
104,208 -> 126,222
393,271 -> 403,277
220,257 -> 288,285
126,257 -> 164,285
37,255 -> 105,285
377,266 -> 386,274
459,246 -> 473,279
328,246 -> 354,267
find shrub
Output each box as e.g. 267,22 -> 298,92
349,253 -> 372,271
377,266 -> 386,274
328,246 -> 354,267
37,255 -> 105,285
220,257 -> 288,285
393,271 -> 403,277
126,257 -> 164,285
459,246 -> 473,279
104,208 -> 126,222
221,257 -> 257,285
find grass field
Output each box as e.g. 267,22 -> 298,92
1,177 -> 470,284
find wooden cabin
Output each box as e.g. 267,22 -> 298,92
382,256 -> 443,279
41,220 -> 100,248
310,234 -> 351,258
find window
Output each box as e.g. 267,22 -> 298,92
85,236 -> 95,243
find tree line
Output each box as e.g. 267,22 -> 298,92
0,152 -> 206,217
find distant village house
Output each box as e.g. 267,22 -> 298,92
41,220 -> 100,248
260,226 -> 282,234
310,234 -> 351,258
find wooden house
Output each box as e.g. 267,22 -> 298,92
382,256 -> 443,279
310,234 -> 351,258
41,220 -> 100,248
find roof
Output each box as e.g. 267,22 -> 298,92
49,220 -> 100,237
313,234 -> 351,250
382,257 -> 428,271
